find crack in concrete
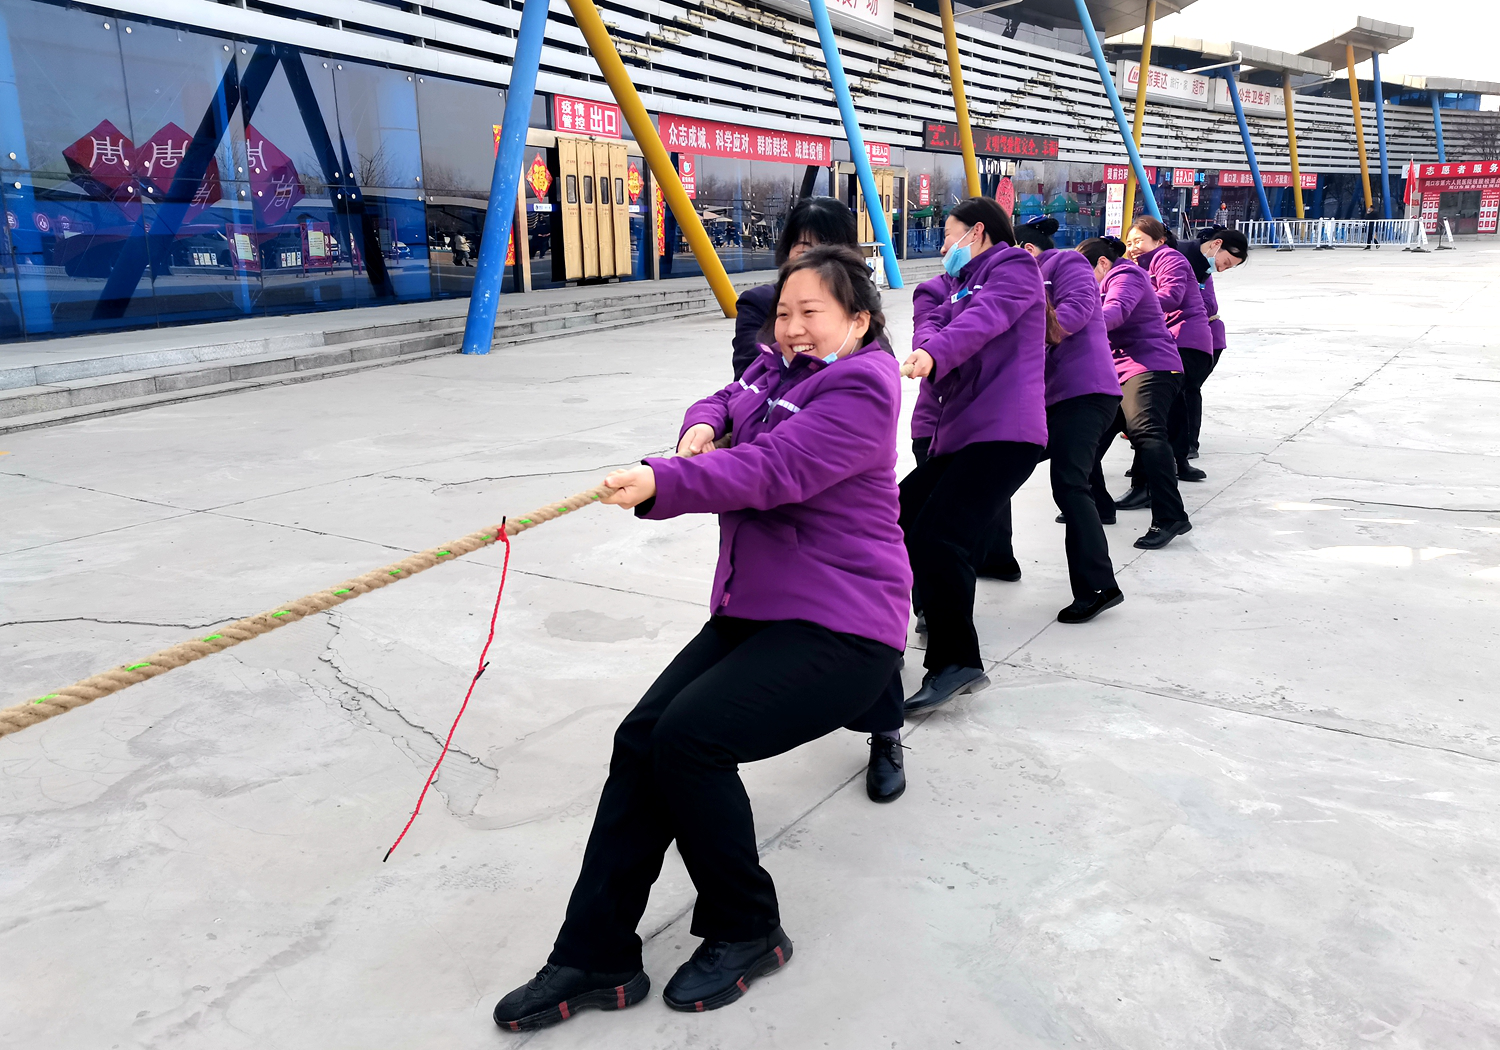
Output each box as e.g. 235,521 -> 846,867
0,616 -> 234,631
1315,497 -> 1500,515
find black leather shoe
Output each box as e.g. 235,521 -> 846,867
663,928 -> 793,1012
493,963 -> 649,1031
1133,520 -> 1192,550
903,665 -> 989,713
1177,465 -> 1207,482
914,612 -> 927,636
1057,587 -> 1124,624
977,556 -> 1022,582
1055,513 -> 1066,523
1187,448 -> 1200,461
1114,486 -> 1152,511
1058,512 -> 1115,525
866,735 -> 906,802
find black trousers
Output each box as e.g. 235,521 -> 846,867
1092,371 -> 1187,527
550,616 -> 901,972
900,440 -> 1043,671
1168,348 -> 1217,467
969,395 -> 1122,600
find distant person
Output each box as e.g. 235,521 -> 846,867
453,232 -> 472,267
730,197 -> 886,379
1364,200 -> 1381,249
1216,202 -> 1229,228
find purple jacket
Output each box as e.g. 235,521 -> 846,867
1137,245 -> 1213,357
1038,249 -> 1120,406
908,244 -> 1048,455
642,342 -> 911,651
1101,262 -> 1183,384
1180,239 -> 1227,351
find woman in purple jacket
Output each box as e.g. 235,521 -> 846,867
493,247 -> 910,1032
1123,216 -> 1214,487
1177,226 -> 1249,460
1079,237 -> 1191,550
900,197 -> 1047,712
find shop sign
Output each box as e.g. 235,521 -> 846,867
245,125 -> 304,226
1171,168 -> 1197,186
626,162 -> 643,203
135,122 -> 223,213
1417,160 -> 1500,191
526,152 -> 553,199
1103,164 -> 1157,184
917,173 -> 931,207
553,94 -> 623,139
63,119 -> 135,193
1218,170 -> 1317,189
923,121 -> 1058,159
654,183 -> 666,256
867,141 -> 891,166
755,0 -> 894,41
1420,191 -> 1440,233
660,114 -> 831,165
226,222 -> 259,273
1115,61 -> 1210,108
1211,78 -> 1284,118
679,156 -> 697,198
1192,186 -> 1201,207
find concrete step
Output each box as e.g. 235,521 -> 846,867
0,299 -> 722,434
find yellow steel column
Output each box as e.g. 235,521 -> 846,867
564,0 -> 737,317
1282,71 -> 1304,218
939,0 -> 981,197
1346,42 -> 1373,212
1121,0 -> 1156,226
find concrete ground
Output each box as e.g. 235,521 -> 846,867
2,244 -> 1498,1050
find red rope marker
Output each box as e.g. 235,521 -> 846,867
384,520 -> 512,862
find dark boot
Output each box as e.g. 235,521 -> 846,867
663,928 -> 794,1012
1114,486 -> 1152,511
866,734 -> 906,803
493,964 -> 649,1032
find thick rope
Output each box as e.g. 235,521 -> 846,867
0,482 -> 617,741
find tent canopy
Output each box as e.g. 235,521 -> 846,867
909,0 -> 1199,37
1300,16 -> 1413,67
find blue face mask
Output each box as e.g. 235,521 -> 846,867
943,242 -> 971,277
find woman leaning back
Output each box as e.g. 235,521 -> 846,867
492,245 -> 910,1031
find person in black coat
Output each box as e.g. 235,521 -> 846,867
732,197 -> 889,378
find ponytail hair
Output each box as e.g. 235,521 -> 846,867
1077,237 -> 1122,267
948,196 -> 1017,247
1200,224 -> 1250,263
1016,215 -> 1059,252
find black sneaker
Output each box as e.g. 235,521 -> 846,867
663,928 -> 794,1012
1114,486 -> 1152,511
866,735 -> 906,803
1057,587 -> 1124,624
493,963 -> 649,1032
1133,521 -> 1192,550
977,556 -> 1022,582
903,664 -> 989,713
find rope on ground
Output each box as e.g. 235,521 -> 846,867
0,482 -> 617,741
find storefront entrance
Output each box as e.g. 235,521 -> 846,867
836,162 -> 908,259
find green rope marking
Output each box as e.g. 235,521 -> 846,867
435,550 -> 452,557
271,611 -> 291,618
203,634 -> 223,641
389,570 -> 403,577
34,693 -> 58,704
333,588 -> 351,596
517,519 -> 532,525
126,663 -> 151,671
483,534 -> 494,541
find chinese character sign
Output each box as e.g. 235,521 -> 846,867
678,156 -> 696,199
1417,160 -> 1500,191
1103,164 -> 1158,184
135,121 -> 223,216
867,142 -> 891,167
244,124 -> 304,226
918,173 -> 931,207
661,115 -> 831,165
553,95 -> 623,139
63,119 -> 138,203
923,121 -> 1058,159
1118,61 -> 1209,107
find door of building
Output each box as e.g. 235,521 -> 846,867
837,163 -> 908,260
556,136 -> 633,281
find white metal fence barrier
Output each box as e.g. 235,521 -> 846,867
1237,218 -> 1423,249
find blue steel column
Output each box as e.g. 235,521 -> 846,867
1372,51 -> 1392,218
1071,0 -> 1162,221
462,0 -> 548,354
806,0 -> 902,288
1223,65 -> 1272,221
1430,92 -> 1447,162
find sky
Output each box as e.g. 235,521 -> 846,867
1152,0 -> 1500,108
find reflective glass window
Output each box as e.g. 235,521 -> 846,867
416,76 -> 506,298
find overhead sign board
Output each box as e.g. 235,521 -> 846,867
1116,61 -> 1210,108
1219,170 -> 1318,189
1211,79 -> 1285,118
923,121 -> 1059,160
661,114 -> 832,165
754,0 -> 894,41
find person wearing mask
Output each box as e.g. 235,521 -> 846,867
995,215 -> 1127,622
899,198 -> 1047,712
1079,237 -> 1192,550
1123,216 -> 1214,487
730,197 -> 887,380
1176,226 -> 1249,461
492,247 -> 909,1031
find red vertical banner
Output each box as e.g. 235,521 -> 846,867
654,183 -> 666,256
918,173 -> 931,207
995,176 -> 1015,217
678,156 -> 697,199
1479,188 -> 1500,234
